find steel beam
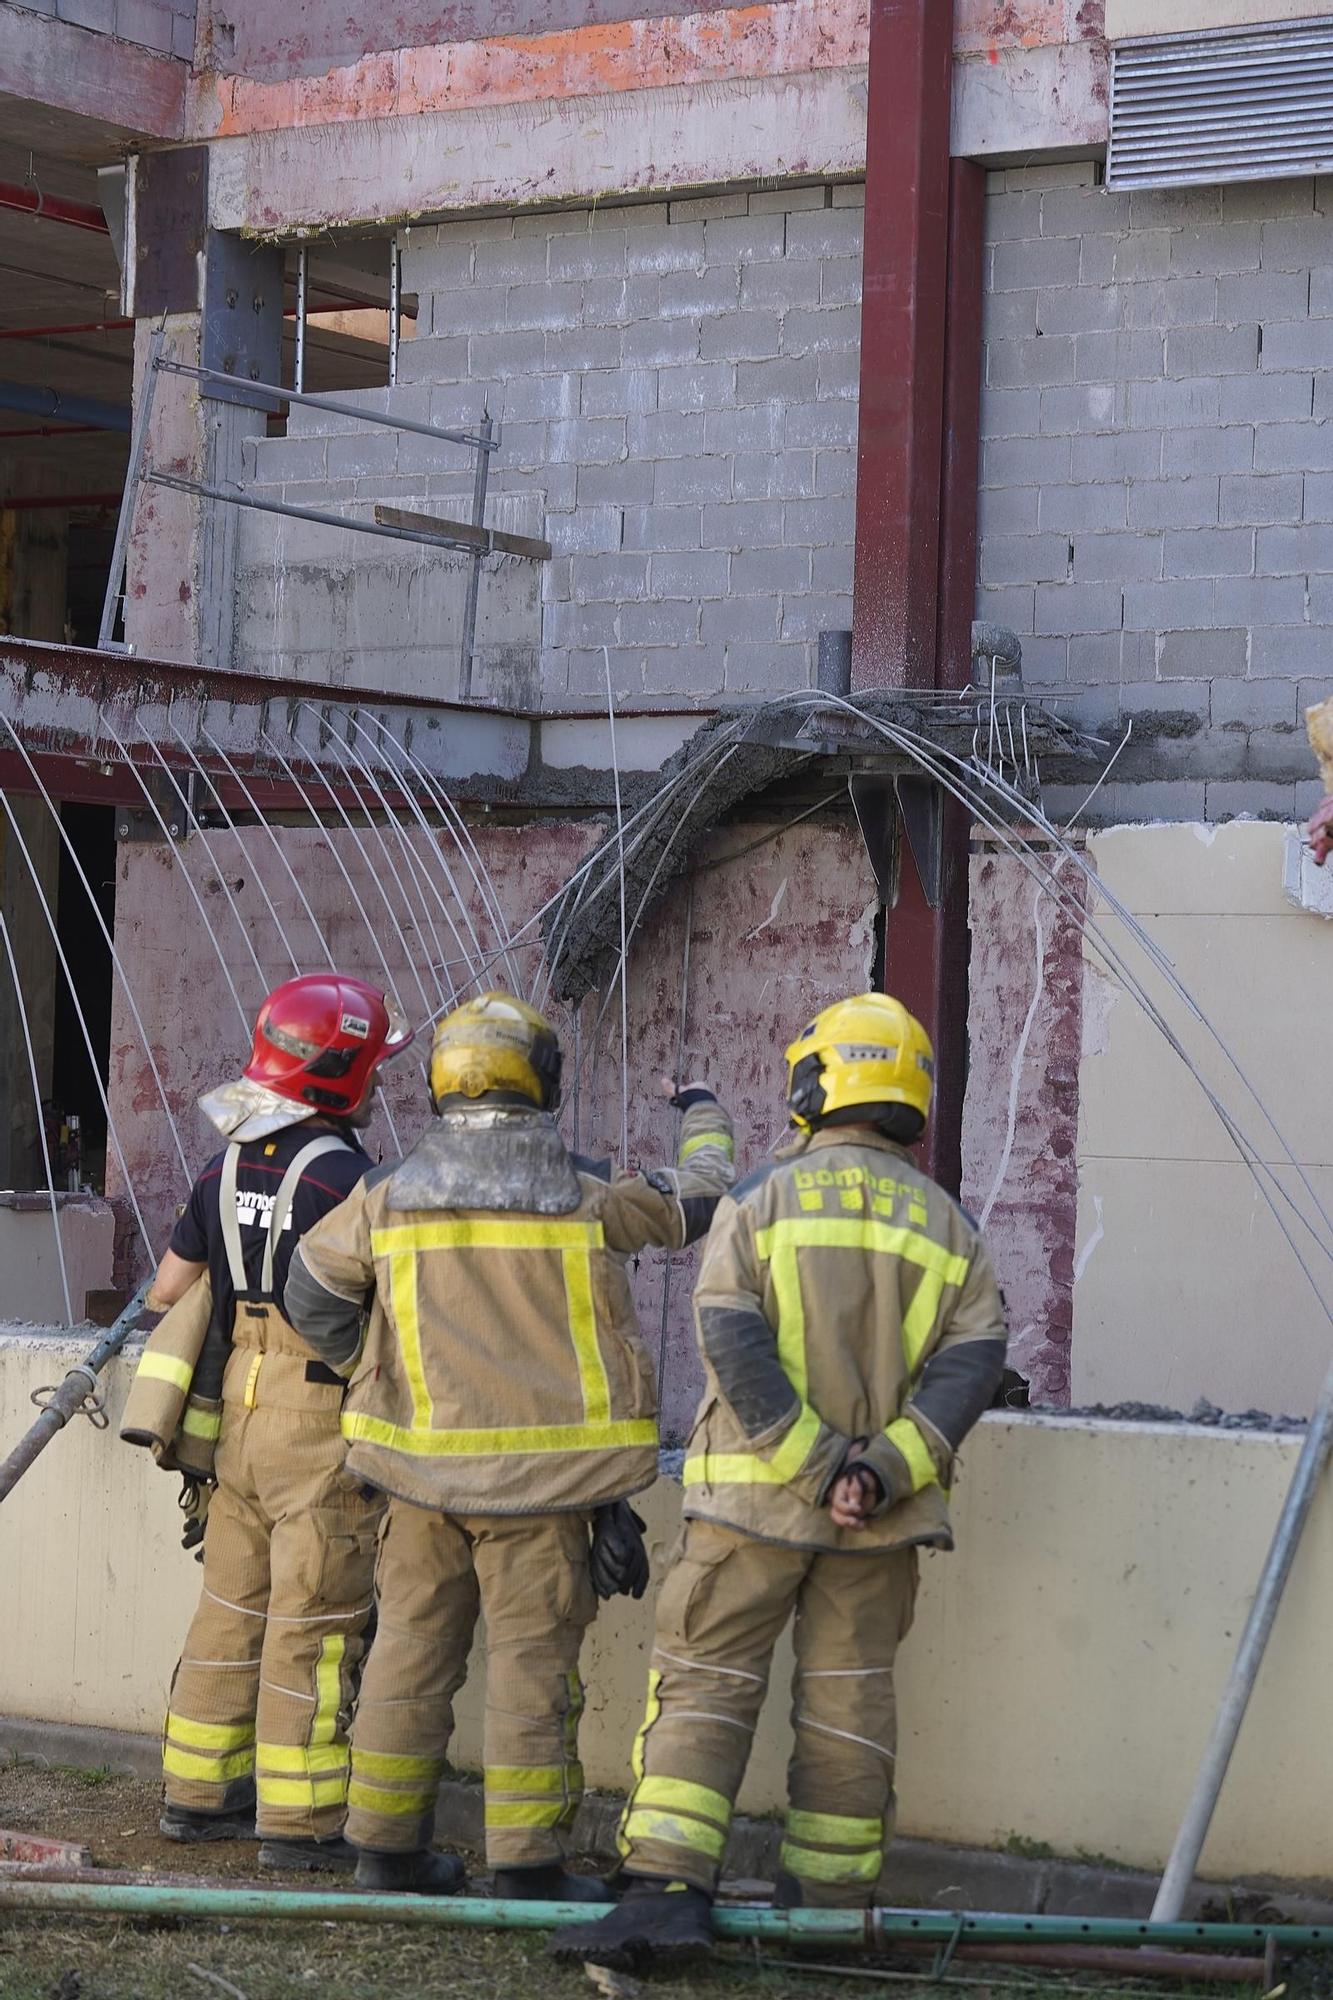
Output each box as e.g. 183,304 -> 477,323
854,16 -> 984,1193
850,0 -> 953,692
0,182 -> 110,235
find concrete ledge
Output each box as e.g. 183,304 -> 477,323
7,1715 -> 1333,1924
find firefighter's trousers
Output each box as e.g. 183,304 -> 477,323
346,1498 -> 597,1867
619,1519 -> 918,1906
163,1355 -> 380,1841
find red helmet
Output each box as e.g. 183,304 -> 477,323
200,974 -> 413,1142
247,974 -> 412,1113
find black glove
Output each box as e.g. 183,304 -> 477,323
589,1501 -> 650,1600
178,1475 -> 212,1562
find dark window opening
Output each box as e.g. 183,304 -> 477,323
48,802 -> 116,1195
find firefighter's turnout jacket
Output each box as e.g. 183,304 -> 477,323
684,1125 -> 1009,1552
160,1132 -> 382,1842
284,1094 -> 735,1866
614,1123 -> 1008,1905
286,1097 -> 737,1514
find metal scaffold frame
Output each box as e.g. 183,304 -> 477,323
97,338 -> 550,697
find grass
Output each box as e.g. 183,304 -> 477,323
0,1766 -> 1248,2000
0,1917 -> 862,2000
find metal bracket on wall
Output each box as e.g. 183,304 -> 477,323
848,771 -> 899,906
848,772 -> 945,911
114,768 -> 197,843
895,774 -> 945,910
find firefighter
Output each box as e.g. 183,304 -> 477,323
555,993 -> 1008,1971
150,973 -> 411,1873
284,991 -> 735,1900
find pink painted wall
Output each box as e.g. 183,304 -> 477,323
960,846 -> 1086,1408
203,0 -> 790,83
107,814 -> 874,1437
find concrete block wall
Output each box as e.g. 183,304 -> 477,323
16,0 -> 198,61
978,162 -> 1333,821
235,186 -> 863,706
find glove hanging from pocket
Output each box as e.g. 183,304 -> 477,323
178,1474 -> 212,1562
589,1499 -> 650,1600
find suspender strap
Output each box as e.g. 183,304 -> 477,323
219,1135 -> 353,1302
218,1144 -> 249,1297
261,1136 -> 351,1296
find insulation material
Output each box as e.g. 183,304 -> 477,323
1305,696 -> 1333,790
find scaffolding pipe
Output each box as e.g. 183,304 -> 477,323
0,382 -> 128,432
0,1880 -> 1328,1950
294,245 -> 308,395
1151,1355 -> 1333,1920
0,1284 -> 149,1504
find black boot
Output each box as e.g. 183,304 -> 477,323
159,1803 -> 256,1843
354,1847 -> 466,1895
258,1835 -> 358,1874
494,1863 -> 613,1904
549,1878 -> 714,1968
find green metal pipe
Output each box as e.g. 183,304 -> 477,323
0,1880 -> 1329,1950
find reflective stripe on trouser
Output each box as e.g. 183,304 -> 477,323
347,1499 -> 596,1864
163,1395 -> 379,1840
618,1519 -> 918,1904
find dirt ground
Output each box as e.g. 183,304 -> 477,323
0,1763 -> 1238,2000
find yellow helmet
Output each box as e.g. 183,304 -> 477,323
429,992 -> 563,1111
785,993 -> 934,1131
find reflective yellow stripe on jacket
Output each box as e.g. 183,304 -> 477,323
363,1218 -> 652,1457
686,1217 -> 969,1490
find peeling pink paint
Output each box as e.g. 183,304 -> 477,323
191,0 -> 869,138
107,817 -> 874,1439
960,848 -> 1087,1409
953,0 -> 1063,57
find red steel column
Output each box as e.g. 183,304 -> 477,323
859,111 -> 986,1189
850,0 -> 954,692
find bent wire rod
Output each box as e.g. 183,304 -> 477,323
779,683 -> 1333,1258
805,696 -> 1333,1317
312,725 -> 449,1015
878,707 -> 1333,1278
0,903 -> 72,1323
0,717 -> 192,1186
167,721 -> 301,980
330,713 -> 477,1004
96,710 -> 249,1037
253,730 -> 407,1157
604,650 -> 630,1169
541,718 -> 756,1018
537,716 -> 756,1009
572,743 -> 743,1100
343,713 -> 494,996
353,713 -> 517,998
296,707 -> 459,1012
266,724 -> 434,1021
195,721 -> 337,974
0,787 -> 155,1259
135,721 -> 267,991
356,708 -> 521,992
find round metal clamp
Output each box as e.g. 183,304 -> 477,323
29,1365 -> 109,1430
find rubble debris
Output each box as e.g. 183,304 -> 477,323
1043,1398 -> 1308,1433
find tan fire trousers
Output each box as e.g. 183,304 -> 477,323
346,1499 -> 597,1866
619,1520 -> 919,1906
163,1353 -> 381,1840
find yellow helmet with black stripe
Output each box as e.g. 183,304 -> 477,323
429,992 -> 563,1111
785,993 -> 933,1131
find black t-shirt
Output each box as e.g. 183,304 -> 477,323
169,1122 -> 371,1333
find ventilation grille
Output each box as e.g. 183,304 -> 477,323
1108,17 -> 1333,190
